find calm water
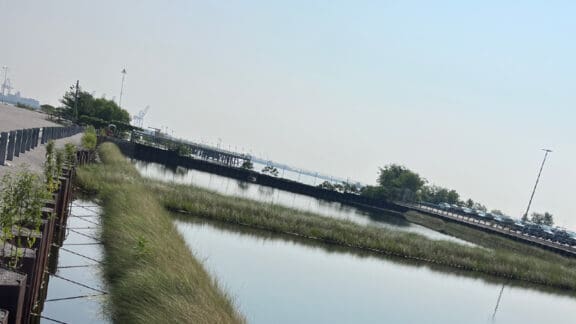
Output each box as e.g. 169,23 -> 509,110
176,219 -> 576,324
133,160 -> 472,245
40,200 -> 109,324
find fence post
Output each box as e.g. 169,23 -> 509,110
32,128 -> 39,148
15,130 -> 23,157
7,130 -> 15,161
0,132 -> 7,166
19,130 -> 27,154
25,129 -> 32,151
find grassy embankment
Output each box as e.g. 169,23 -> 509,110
404,211 -> 576,265
76,143 -> 244,324
150,178 -> 576,292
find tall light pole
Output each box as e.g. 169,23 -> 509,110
523,149 -> 552,220
1,66 -> 8,103
119,68 -> 127,108
73,80 -> 80,122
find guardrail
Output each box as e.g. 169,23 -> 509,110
0,125 -> 83,166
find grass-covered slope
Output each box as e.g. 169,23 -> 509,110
76,143 -> 244,324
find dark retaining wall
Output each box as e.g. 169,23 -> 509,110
104,137 -> 406,214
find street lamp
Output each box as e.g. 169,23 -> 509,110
523,149 -> 552,220
1,66 -> 8,103
119,68 -> 127,108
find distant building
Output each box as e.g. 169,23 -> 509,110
0,91 -> 40,109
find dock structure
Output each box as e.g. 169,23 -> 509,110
131,130 -> 249,167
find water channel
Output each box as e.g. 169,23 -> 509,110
133,159 -> 576,324
133,160 -> 470,245
40,200 -> 108,324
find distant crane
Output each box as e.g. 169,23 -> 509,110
132,105 -> 150,128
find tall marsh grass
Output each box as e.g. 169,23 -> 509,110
153,176 -> 576,292
76,143 -> 244,324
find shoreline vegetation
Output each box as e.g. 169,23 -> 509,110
79,143 -> 576,312
157,182 -> 576,291
75,143 -> 244,324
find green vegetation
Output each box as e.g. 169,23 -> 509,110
15,102 -> 36,111
403,211 -> 571,265
75,143 -> 244,324
81,125 -> 97,150
155,182 -> 576,290
526,211 -> 554,226
240,160 -> 253,170
60,86 -> 130,124
0,168 -> 50,269
261,165 -> 279,176
317,181 -> 360,194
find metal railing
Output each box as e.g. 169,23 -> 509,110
0,125 -> 83,166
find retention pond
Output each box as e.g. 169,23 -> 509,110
134,159 -> 576,323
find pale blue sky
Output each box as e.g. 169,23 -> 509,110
1,1 -> 575,227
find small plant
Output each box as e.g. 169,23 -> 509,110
82,125 -> 97,150
64,143 -> 77,166
55,149 -> 65,179
44,141 -> 59,192
133,236 -> 150,258
240,160 -> 253,170
0,168 -> 50,269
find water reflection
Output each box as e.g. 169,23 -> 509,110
132,159 -> 472,245
175,217 -> 576,324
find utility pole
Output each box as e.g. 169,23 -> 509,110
73,80 -> 80,122
119,68 -> 127,108
523,149 -> 552,221
1,66 -> 8,103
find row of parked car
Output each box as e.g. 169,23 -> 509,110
425,202 -> 576,247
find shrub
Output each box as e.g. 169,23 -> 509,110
81,125 -> 97,150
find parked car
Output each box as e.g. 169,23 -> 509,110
539,225 -> 555,240
552,228 -> 573,244
496,215 -> 515,227
483,212 -> 496,220
461,207 -> 474,216
512,220 -> 526,231
523,222 -> 545,237
437,202 -> 451,210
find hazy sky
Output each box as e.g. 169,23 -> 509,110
2,1 -> 575,227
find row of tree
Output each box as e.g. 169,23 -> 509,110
315,163 -> 555,225
41,86 -> 133,132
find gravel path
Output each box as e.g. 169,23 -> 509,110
0,103 -> 83,179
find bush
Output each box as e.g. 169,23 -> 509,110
81,125 -> 97,150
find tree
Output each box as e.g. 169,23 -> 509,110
241,160 -> 253,170
317,181 -> 335,191
378,164 -> 425,192
472,203 -> 487,212
465,198 -> 474,208
491,209 -> 504,216
262,165 -> 279,177
531,212 -> 554,226
360,185 -> 387,200
342,182 -> 360,194
60,86 -> 130,124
